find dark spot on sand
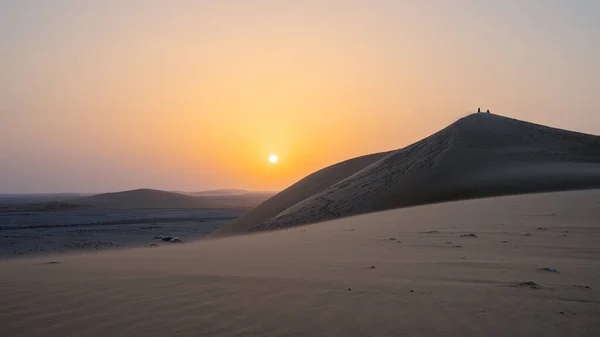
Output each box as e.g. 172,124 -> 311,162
536,227 -> 548,231
388,237 -> 396,241
37,260 -> 60,265
370,266 -> 376,269
453,245 -> 463,248
560,311 -> 565,315
517,281 -> 541,289
347,288 -> 352,291
460,233 -> 477,238
423,230 -> 439,234
538,267 -> 559,273
502,241 -> 508,243
410,290 -> 414,292
524,233 -> 531,236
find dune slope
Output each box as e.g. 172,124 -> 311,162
220,113 -> 600,235
213,151 -> 392,236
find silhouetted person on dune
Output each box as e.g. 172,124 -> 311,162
486,109 -> 490,114
478,107 -> 481,113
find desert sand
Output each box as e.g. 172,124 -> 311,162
214,113 -> 600,236
2,189 -> 600,337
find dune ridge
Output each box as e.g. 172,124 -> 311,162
216,113 -> 600,235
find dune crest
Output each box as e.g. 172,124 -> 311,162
216,113 -> 600,235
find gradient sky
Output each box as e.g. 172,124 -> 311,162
1,0 -> 599,193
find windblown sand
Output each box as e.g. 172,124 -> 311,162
2,189 -> 599,336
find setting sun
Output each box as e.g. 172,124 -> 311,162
269,154 -> 278,164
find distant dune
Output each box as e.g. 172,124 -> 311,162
214,113 -> 600,236
69,189 -> 273,210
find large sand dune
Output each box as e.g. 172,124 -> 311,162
2,190 -> 600,337
215,113 -> 600,235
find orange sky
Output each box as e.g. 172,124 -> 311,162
1,1 -> 599,193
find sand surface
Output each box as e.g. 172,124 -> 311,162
216,113 -> 600,235
0,209 -> 239,258
2,189 -> 599,337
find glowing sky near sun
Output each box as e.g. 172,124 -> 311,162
1,0 -> 599,193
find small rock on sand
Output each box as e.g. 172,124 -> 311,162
538,267 -> 559,273
517,281 -> 541,289
460,233 -> 477,238
37,260 -> 60,265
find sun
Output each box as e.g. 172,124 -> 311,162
268,154 -> 278,163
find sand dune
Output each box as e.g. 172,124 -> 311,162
2,190 -> 600,337
216,113 -> 600,235
214,151 -> 391,236
70,188 -> 272,210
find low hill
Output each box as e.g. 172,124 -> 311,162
214,113 -> 600,236
69,189 -> 272,210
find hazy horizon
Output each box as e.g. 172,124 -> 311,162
0,188 -> 279,196
2,0 -> 599,194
